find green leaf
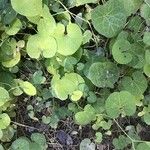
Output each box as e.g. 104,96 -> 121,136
136,142 -> 150,150
26,34 -> 57,59
19,81 -> 37,96
37,5 -> 56,36
54,23 -> 83,56
95,132 -> 102,143
144,63 -> 150,77
105,91 -> 136,118
112,39 -> 132,64
143,32 -> 150,46
120,71 -> 147,97
31,133 -> 47,147
52,73 -> 85,100
2,51 -> 20,68
91,0 -> 127,38
71,90 -> 83,101
0,87 -> 10,107
5,18 -> 22,35
141,3 -> 150,25
75,104 -> 96,125
113,135 -> 131,150
119,0 -> 143,16
0,113 -> 11,129
11,0 -> 42,17
32,71 -> 46,85
145,49 -> 150,64
80,138 -> 95,150
76,0 -> 97,6
144,113 -> 150,125
0,144 -> 4,150
11,138 -> 30,150
88,62 -> 119,88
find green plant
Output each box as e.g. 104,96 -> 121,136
0,0 -> 150,149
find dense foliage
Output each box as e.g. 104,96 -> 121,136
0,0 -> 150,149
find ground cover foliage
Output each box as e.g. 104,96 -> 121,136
0,0 -> 150,149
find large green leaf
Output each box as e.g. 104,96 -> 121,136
112,39 -> 132,64
91,0 -> 127,38
0,87 -> 10,107
120,71 -> 147,97
11,0 -> 42,17
105,91 -> 136,118
54,23 -> 83,56
88,62 -> 119,88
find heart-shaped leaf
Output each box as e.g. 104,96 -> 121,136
105,91 -> 136,118
91,0 -> 127,38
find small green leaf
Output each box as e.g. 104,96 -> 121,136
95,132 -> 102,143
19,81 -> 37,96
2,51 -> 20,68
75,104 -> 96,125
0,87 -> 10,107
105,91 -> 136,118
80,138 -> 95,150
11,138 -> 30,150
5,18 -> 22,35
112,39 -> 132,64
0,113 -> 11,129
71,90 -> 83,101
144,63 -> 150,77
143,32 -> 150,46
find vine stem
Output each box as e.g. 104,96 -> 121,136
11,121 -> 39,131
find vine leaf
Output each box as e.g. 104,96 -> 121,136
88,62 -> 119,88
0,87 -> 10,107
54,23 -> 83,56
120,71 -> 147,97
51,73 -> 85,101
26,34 -> 57,59
75,104 -> 96,125
143,32 -> 150,46
105,91 -> 136,118
0,113 -> 11,129
11,0 -> 42,17
112,39 -> 132,64
91,0 -> 127,38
